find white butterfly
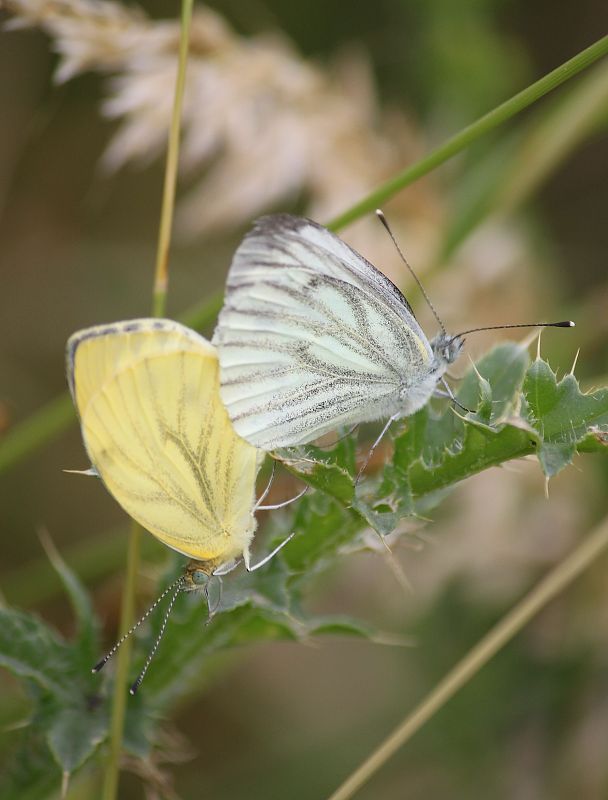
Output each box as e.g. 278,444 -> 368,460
212,214 -> 464,450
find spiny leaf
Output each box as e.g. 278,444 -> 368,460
0,729 -> 61,800
368,344 -> 608,532
457,342 -> 530,423
0,607 -> 110,780
39,530 -> 99,669
275,432 -> 356,504
118,499 -> 379,711
284,493 -> 361,573
139,602 -> 303,708
523,360 -> 608,471
47,706 -> 108,774
306,615 -> 411,646
0,609 -> 74,699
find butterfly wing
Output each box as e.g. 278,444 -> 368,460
213,214 -> 436,448
67,319 -> 261,564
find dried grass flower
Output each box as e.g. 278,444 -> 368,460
3,0 -> 436,249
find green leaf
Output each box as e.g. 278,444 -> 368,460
140,602 -> 300,708
39,531 -> 99,669
366,344 -> 608,534
0,609 -> 73,699
47,706 -> 108,774
0,731 -> 61,800
523,359 -> 608,475
134,539 -> 395,688
284,493 -> 361,573
457,342 -> 530,422
275,432 -> 356,504
0,607 -> 110,780
306,615 -> 410,646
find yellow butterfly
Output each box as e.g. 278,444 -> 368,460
67,318 -> 296,692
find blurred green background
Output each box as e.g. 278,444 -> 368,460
1,0 -> 608,797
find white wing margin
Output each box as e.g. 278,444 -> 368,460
213,215 -> 435,448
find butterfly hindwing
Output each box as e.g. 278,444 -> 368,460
67,319 -> 260,563
214,215 -> 435,448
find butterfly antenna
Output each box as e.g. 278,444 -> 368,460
451,320 -> 574,341
92,575 -> 184,675
254,460 -> 276,510
129,578 -> 184,695
376,209 -> 446,335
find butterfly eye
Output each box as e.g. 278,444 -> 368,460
191,569 -> 208,586
435,336 -> 463,365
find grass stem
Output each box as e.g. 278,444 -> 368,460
101,521 -> 141,800
152,0 -> 194,318
327,514 -> 608,800
102,0 -> 193,796
327,34 -> 608,231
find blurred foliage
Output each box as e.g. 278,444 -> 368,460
1,0 -> 608,798
2,345 -> 607,796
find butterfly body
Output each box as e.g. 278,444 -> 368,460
67,318 -> 262,570
214,214 -> 462,449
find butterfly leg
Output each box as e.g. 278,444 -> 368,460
213,559 -> 241,577
355,413 -> 400,485
253,460 -> 308,510
204,576 -> 223,622
254,460 -> 276,508
256,485 -> 308,511
244,531 -> 296,572
313,423 -> 360,450
434,379 -> 472,414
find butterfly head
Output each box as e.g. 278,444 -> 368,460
183,559 -> 217,591
430,333 -> 464,371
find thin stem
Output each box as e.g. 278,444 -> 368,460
152,0 -> 194,317
101,520 -> 141,800
327,35 -> 608,232
327,514 -> 608,800
103,0 -> 193,796
0,393 -> 74,477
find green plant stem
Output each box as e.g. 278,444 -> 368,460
0,393 -> 74,476
326,34 -> 608,232
327,514 -> 608,800
152,0 -> 193,318
434,57 -> 608,266
493,58 -> 608,215
102,0 -> 193,797
101,520 -> 141,800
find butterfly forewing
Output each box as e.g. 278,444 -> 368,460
214,215 -> 435,448
67,319 -> 260,563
